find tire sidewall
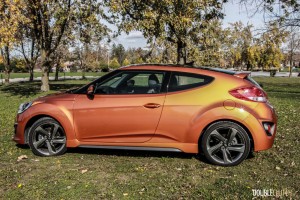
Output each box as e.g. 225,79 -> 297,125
28,117 -> 67,156
201,121 -> 251,166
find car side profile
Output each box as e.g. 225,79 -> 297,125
13,64 -> 277,166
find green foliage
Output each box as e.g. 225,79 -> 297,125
111,44 -> 126,65
259,23 -> 287,70
122,58 -> 130,66
19,0 -> 110,91
220,21 -> 287,70
109,58 -> 120,69
135,57 -> 144,64
270,70 -> 277,77
106,0 -> 224,64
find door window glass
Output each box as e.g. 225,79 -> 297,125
94,71 -> 165,94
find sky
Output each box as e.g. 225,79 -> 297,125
107,1 -> 268,49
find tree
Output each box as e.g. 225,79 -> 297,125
17,24 -> 39,81
73,45 -> 89,79
110,58 -> 120,69
286,27 -> 300,77
106,0 -> 225,65
225,22 -> 254,70
51,44 -> 70,81
123,58 -> 131,66
241,0 -> 299,28
24,0 -> 109,91
259,23 -> 288,70
246,44 -> 262,70
111,44 -> 126,65
192,20 -> 224,67
0,0 -> 27,84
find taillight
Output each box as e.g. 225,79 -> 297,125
229,86 -> 267,102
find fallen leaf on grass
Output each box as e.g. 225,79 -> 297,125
17,155 -> 28,162
81,169 -> 88,174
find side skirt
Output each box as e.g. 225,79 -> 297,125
78,145 -> 182,152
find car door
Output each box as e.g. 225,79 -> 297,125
73,70 -> 168,143
155,71 -> 215,142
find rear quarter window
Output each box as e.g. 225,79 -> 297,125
168,72 -> 214,92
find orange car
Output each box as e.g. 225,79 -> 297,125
13,64 -> 277,166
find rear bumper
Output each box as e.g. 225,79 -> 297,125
243,103 -> 277,151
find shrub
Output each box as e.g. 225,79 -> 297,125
270,70 -> 276,77
110,58 -> 120,69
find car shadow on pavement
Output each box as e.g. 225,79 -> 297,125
0,81 -> 84,97
16,144 -> 255,165
67,148 -> 255,165
67,147 -> 220,165
68,147 -> 196,159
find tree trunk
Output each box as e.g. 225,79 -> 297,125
40,49 -> 50,91
82,66 -> 86,79
1,46 -> 11,84
29,66 -> 34,82
177,41 -> 186,65
4,71 -> 10,85
246,62 -> 251,71
289,60 -> 292,77
55,64 -> 59,81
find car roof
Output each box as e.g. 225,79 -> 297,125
121,63 -> 237,76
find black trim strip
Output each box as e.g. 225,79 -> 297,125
79,145 -> 182,152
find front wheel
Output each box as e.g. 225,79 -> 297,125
201,121 -> 251,166
28,117 -> 67,156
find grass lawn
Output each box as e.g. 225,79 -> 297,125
0,72 -> 104,79
0,77 -> 299,199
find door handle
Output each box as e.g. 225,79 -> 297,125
143,103 -> 161,109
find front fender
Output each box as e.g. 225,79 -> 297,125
27,102 -> 79,147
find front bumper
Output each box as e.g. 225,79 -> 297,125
13,113 -> 30,144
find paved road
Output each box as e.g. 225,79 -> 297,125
249,71 -> 299,77
0,72 -> 299,84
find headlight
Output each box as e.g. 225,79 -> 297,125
18,102 -> 32,114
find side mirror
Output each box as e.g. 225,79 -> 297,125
87,85 -> 95,96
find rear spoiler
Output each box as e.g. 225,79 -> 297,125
234,72 -> 263,88
234,72 -> 250,79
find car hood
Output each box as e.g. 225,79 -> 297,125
34,92 -> 77,103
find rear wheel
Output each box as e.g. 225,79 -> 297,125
28,117 -> 67,156
201,121 -> 251,166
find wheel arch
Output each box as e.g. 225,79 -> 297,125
24,114 -> 64,144
197,119 -> 254,153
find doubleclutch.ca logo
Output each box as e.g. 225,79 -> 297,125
252,188 -> 293,198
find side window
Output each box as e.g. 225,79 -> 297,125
168,72 -> 214,92
94,71 -> 165,94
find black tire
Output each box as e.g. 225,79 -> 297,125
201,121 -> 251,166
28,117 -> 67,156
